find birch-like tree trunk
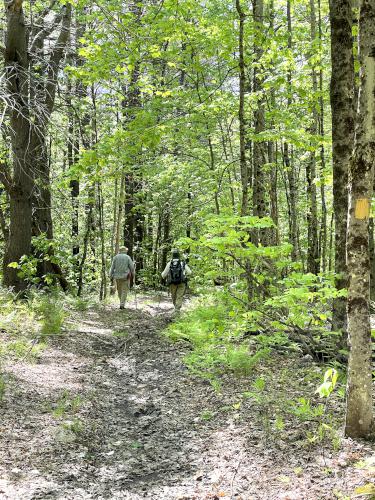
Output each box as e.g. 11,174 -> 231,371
345,0 -> 375,438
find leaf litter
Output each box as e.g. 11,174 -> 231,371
0,295 -> 374,499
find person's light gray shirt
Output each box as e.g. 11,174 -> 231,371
110,253 -> 135,279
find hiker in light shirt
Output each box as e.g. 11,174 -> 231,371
161,250 -> 192,313
110,246 -> 135,309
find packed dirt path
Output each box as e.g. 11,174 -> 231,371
0,295 -> 374,499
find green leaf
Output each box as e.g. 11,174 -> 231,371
354,483 -> 375,496
7,262 -> 19,269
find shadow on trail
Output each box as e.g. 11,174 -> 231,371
47,300 -> 217,498
2,298 -> 371,499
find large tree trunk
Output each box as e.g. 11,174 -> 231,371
32,131 -> 53,240
369,218 -> 375,301
345,0 -> 375,438
2,1 -> 71,291
329,0 -> 355,331
2,1 -> 33,291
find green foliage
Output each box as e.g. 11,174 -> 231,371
1,339 -> 45,360
274,414 -> 285,431
53,390 -> 82,418
243,377 -> 268,402
225,345 -> 270,377
353,484 -> 375,496
305,423 -> 341,451
165,297 -> 269,384
33,294 -> 66,338
265,272 -> 344,329
112,330 -> 129,339
177,214 -> 291,295
316,368 -> 338,398
200,410 -> 215,421
52,390 -> 84,438
8,235 -> 69,288
290,397 -> 325,421
66,294 -> 93,312
0,289 -> 44,362
62,418 -> 84,436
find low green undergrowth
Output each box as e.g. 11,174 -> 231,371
165,295 -> 271,386
0,288 -> 69,400
32,293 -> 66,338
165,291 -> 344,451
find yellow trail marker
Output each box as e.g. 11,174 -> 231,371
355,198 -> 370,219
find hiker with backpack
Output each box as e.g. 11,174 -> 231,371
110,246 -> 135,309
161,250 -> 192,313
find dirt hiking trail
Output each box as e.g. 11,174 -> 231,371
0,295 -> 374,499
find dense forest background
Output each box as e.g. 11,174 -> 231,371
0,0 -> 374,452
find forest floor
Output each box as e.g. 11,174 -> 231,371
0,293 -> 374,500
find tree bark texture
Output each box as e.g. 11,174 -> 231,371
285,0 -> 299,261
329,0 -> 355,331
236,0 -> 249,217
345,0 -> 375,438
307,0 -> 320,275
318,0 -> 328,272
2,1 -> 33,290
252,0 -> 268,245
2,1 -> 71,290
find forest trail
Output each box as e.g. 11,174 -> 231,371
0,296 -> 374,500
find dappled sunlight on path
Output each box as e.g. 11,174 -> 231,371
0,295 -> 373,499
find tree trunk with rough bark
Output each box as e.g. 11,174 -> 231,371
285,0 -> 299,261
307,0 -> 320,275
318,0 -> 327,272
236,0 -> 249,217
2,1 -> 71,291
345,0 -> 375,438
2,1 -> 33,291
252,0 -> 268,245
329,0 -> 355,332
